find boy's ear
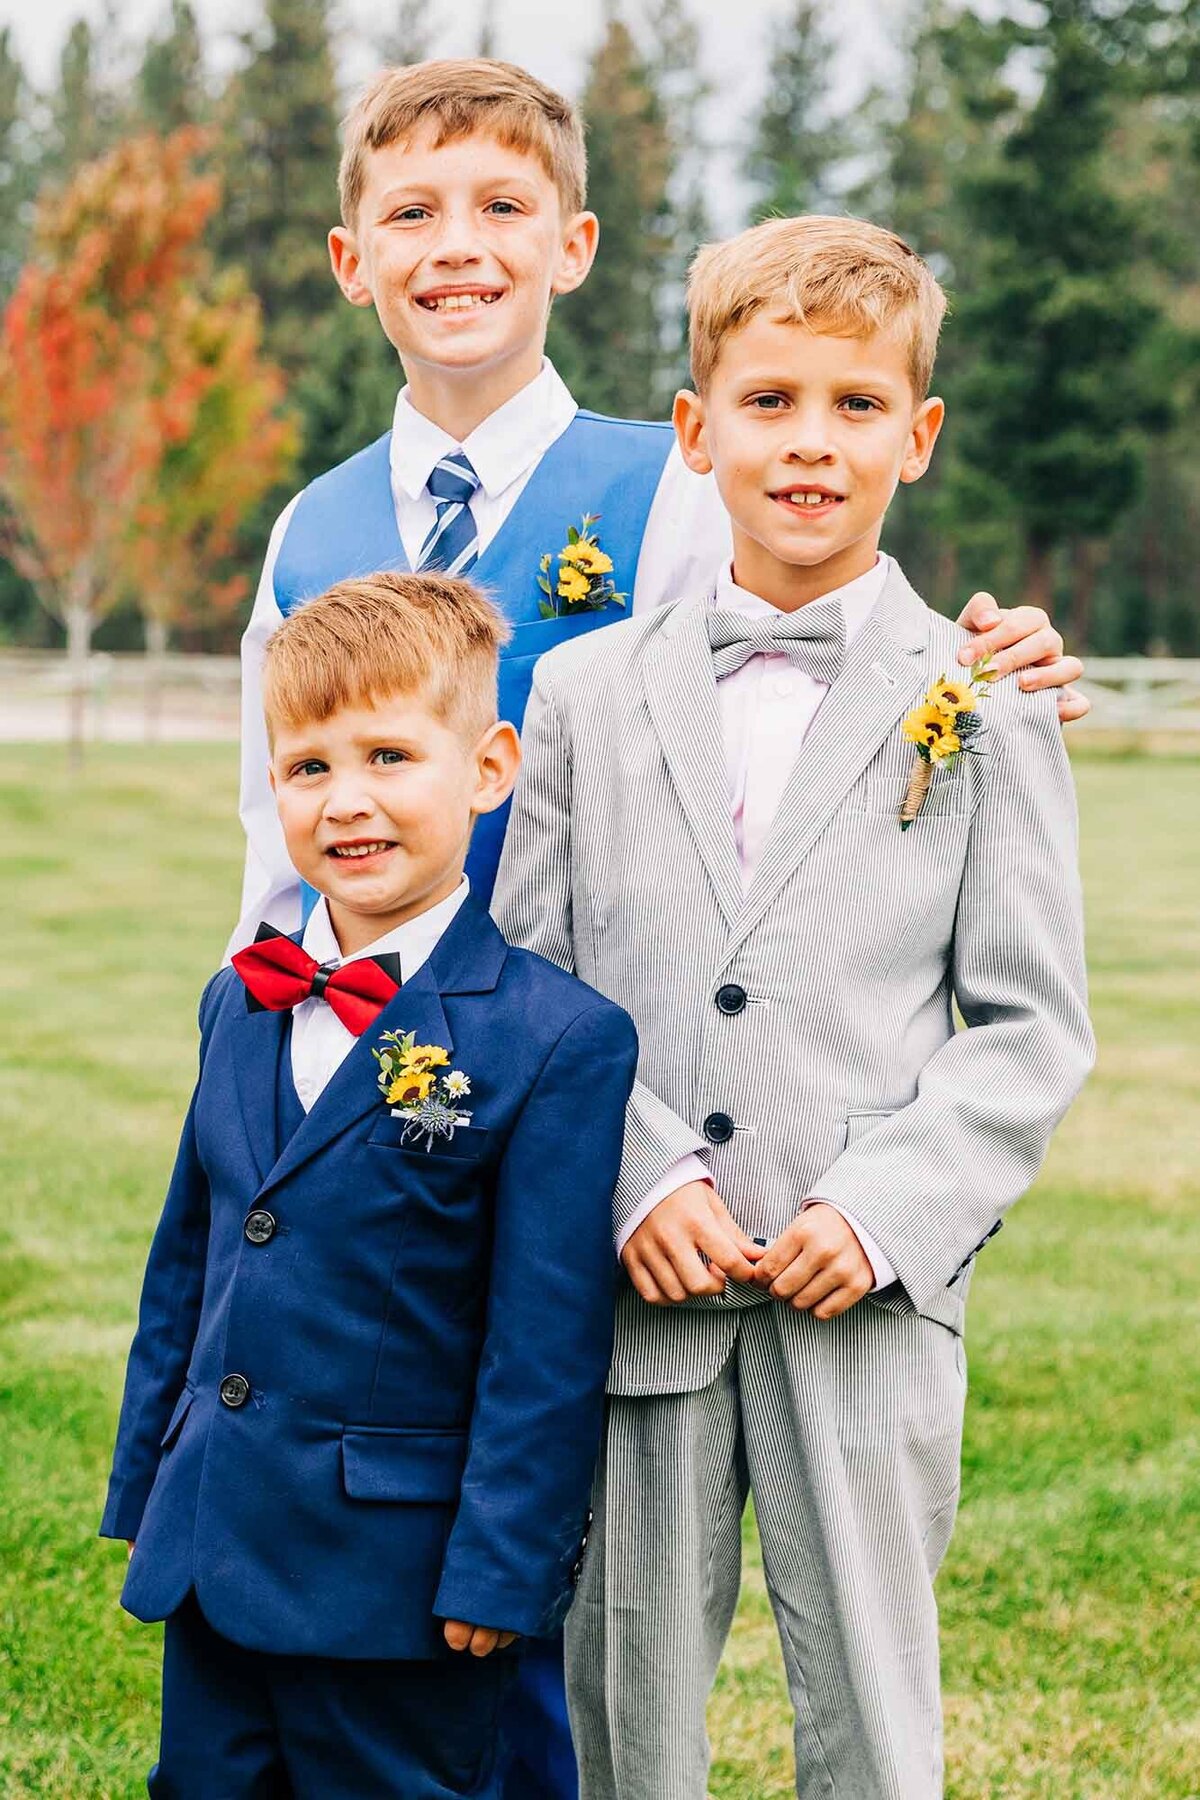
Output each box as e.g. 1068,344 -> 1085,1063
673,388 -> 712,476
329,227 -> 374,308
899,396 -> 945,486
550,211 -> 600,299
471,721 -> 521,816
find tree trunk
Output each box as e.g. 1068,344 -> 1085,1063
1023,536 -> 1054,614
1069,539 -> 1101,654
64,600 -> 92,773
144,613 -> 169,743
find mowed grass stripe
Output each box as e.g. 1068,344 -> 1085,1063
1,747 -> 1197,1797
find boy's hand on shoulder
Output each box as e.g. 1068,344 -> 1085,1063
754,1203 -> 873,1319
443,1620 -> 520,1657
621,1180 -> 762,1306
955,591 -> 1089,722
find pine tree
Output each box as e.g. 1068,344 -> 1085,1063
548,15 -> 672,417
645,0 -> 710,404
138,0 -> 207,133
744,0 -> 849,221
42,14 -> 123,185
950,0 -> 1168,612
214,0 -> 341,373
378,0 -> 436,67
0,29 -> 35,301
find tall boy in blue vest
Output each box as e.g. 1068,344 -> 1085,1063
101,573 -> 638,1799
230,56 -> 1088,1797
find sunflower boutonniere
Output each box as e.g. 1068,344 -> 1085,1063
373,1028 -> 473,1151
538,514 -> 627,620
898,658 -> 996,829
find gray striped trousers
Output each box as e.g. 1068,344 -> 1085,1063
565,1293 -> 966,1799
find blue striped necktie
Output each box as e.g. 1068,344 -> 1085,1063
417,450 -> 480,576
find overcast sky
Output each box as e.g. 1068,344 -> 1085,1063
2,0 -> 912,228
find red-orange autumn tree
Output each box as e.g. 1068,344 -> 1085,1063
0,129 -> 296,750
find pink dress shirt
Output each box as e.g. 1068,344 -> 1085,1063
620,557 -> 897,1291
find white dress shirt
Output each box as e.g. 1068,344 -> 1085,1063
232,360 -> 731,953
620,556 -> 897,1291
289,881 -> 469,1113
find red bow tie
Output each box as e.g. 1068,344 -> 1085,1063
232,927 -> 401,1037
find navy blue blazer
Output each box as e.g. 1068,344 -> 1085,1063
100,896 -> 638,1659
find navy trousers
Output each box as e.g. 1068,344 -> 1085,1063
152,1594 -> 517,1799
498,1634 -> 577,1800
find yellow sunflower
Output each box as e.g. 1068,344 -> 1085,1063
401,1044 -> 449,1072
387,1070 -> 436,1106
565,541 -> 613,576
927,677 -> 975,716
902,704 -> 961,760
557,565 -> 591,604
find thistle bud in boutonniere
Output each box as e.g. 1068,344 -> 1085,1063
373,1028 -> 473,1150
538,514 -> 627,620
899,658 -> 995,829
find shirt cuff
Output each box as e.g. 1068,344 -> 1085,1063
615,1153 -> 712,1257
802,1198 -> 896,1292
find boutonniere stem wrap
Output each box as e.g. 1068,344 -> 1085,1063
899,659 -> 995,829
538,513 -> 627,619
373,1029 -> 473,1151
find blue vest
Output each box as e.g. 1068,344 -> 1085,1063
273,410 -> 673,906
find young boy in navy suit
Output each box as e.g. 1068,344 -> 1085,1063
101,573 -> 638,1799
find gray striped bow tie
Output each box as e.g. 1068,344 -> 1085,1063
417,450 -> 480,576
707,600 -> 846,686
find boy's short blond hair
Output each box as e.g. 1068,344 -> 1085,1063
339,59 -> 587,227
262,573 -> 511,746
687,215 -> 948,399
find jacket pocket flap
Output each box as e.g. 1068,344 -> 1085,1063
844,1109 -> 895,1147
160,1383 -> 195,1450
341,1427 -> 468,1502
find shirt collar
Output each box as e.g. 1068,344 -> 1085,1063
713,552 -> 892,648
390,359 -> 577,503
301,878 -> 471,983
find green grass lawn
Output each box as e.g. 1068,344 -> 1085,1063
1,745 -> 1197,1798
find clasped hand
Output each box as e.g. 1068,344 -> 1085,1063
621,1182 -> 873,1320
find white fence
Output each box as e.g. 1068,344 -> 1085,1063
1069,659 -> 1200,738
1,651 -> 1199,744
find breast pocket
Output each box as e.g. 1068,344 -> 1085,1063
848,771 -> 973,819
366,1118 -> 492,1162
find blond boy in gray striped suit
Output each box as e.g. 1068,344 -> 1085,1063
493,215 -> 1094,1800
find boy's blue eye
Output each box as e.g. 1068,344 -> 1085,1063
392,206 -> 429,223
750,394 -> 786,410
487,200 -> 519,215
294,760 -> 326,777
373,748 -> 407,766
842,396 -> 878,413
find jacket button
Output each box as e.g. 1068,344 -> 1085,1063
219,1373 -> 250,1409
244,1209 -> 276,1245
715,983 -> 747,1015
703,1111 -> 735,1145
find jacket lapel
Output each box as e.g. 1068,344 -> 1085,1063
642,597 -> 744,927
719,564 -> 931,965
254,896 -> 506,1203
228,1003 -> 289,1189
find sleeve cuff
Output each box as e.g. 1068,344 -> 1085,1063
802,1198 -> 897,1291
615,1153 -> 712,1257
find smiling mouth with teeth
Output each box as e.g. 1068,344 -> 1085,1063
414,291 -> 503,312
777,490 -> 845,508
329,841 -> 396,859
